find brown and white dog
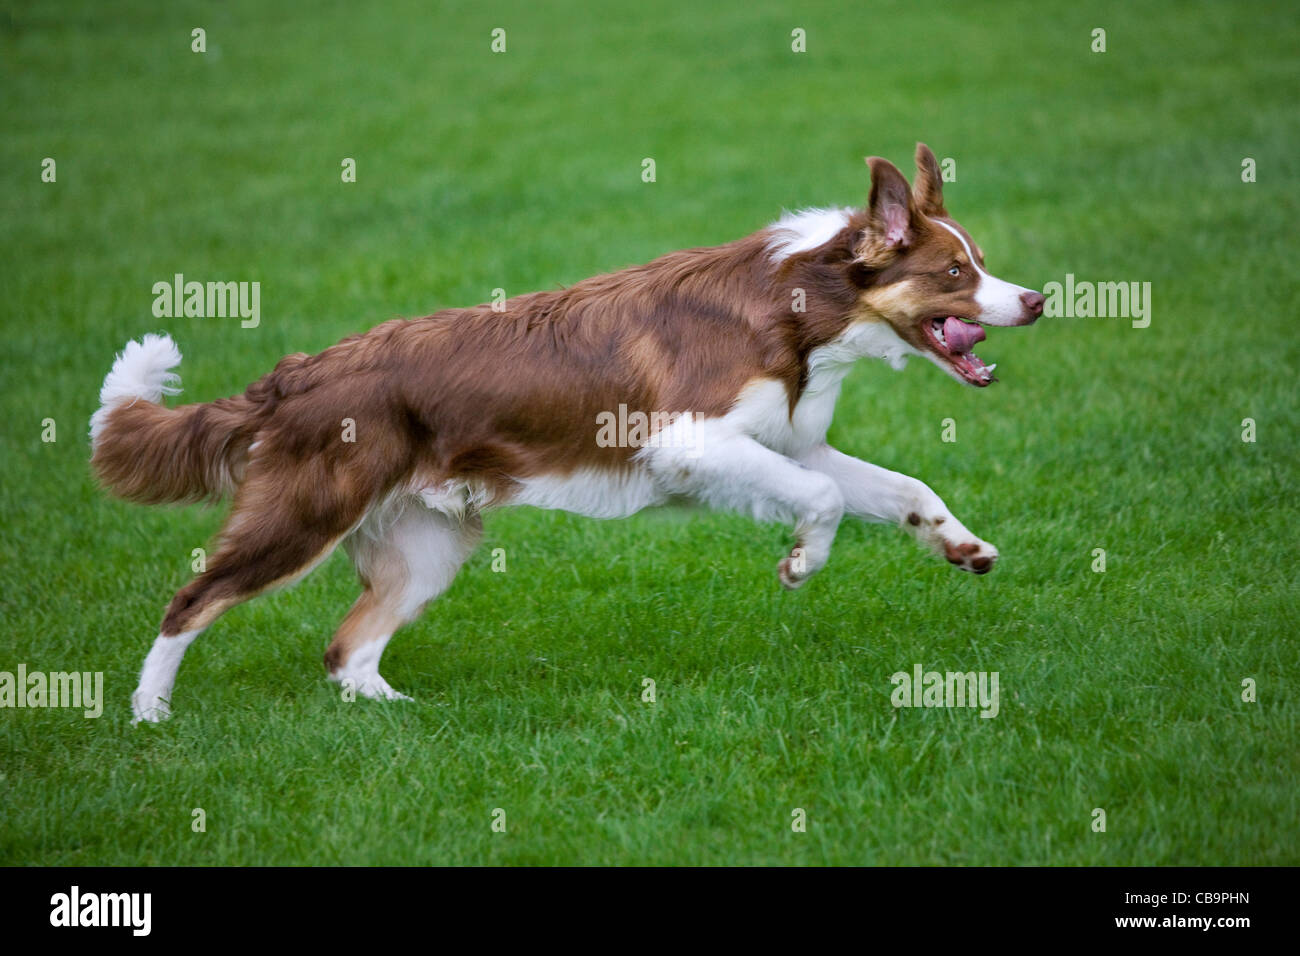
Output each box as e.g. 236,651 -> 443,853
91,143 -> 1043,722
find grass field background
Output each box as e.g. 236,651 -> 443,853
2,0 -> 1297,865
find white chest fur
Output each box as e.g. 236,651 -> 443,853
727,319 -> 914,458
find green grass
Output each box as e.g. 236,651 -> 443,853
2,0 -> 1297,865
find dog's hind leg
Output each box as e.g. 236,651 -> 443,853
132,462 -> 370,723
325,497 -> 481,702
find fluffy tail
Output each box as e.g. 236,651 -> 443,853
90,334 -> 259,503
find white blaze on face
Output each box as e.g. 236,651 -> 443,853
933,220 -> 1034,326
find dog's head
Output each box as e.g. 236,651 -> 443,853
851,143 -> 1043,387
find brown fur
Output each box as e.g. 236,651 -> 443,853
91,394 -> 259,504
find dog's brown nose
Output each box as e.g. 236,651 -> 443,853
1021,290 -> 1045,320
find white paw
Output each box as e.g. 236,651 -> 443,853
906,511 -> 998,574
335,673 -> 413,702
131,692 -> 170,724
777,546 -> 820,590
363,678 -> 413,703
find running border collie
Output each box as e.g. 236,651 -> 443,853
91,143 -> 1043,722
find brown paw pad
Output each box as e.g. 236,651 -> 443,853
944,541 -> 981,563
943,540 -> 997,574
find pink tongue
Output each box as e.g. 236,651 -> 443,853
943,316 -> 985,353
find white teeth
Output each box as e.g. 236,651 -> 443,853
985,363 -> 997,373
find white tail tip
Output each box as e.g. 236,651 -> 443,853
90,334 -> 183,447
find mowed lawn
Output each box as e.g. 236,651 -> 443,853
1,0 -> 1297,865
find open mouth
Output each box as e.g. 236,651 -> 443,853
924,316 -> 996,386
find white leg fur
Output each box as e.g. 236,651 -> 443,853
330,497 -> 481,700
800,444 -> 998,573
643,426 -> 845,588
132,629 -> 201,724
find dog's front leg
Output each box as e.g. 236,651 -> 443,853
643,434 -> 844,589
799,444 -> 998,574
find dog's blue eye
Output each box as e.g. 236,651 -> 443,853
948,265 -> 961,277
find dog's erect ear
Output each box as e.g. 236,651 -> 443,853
912,143 -> 947,218
863,156 -> 916,258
